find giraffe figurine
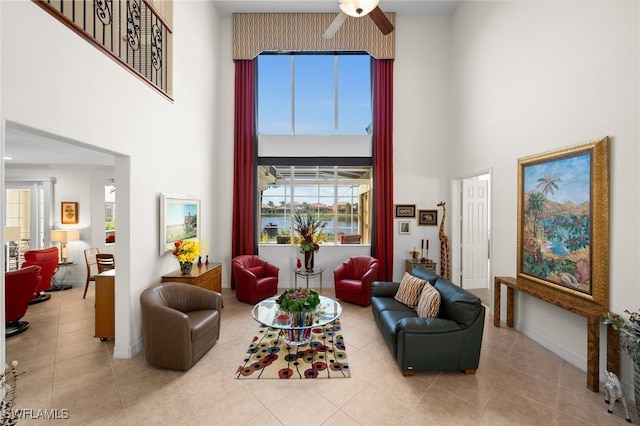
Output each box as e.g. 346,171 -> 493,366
437,201 -> 451,280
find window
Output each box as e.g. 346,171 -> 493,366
257,53 -> 372,135
105,179 -> 115,244
258,165 -> 371,244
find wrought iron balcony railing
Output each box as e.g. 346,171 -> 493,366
34,0 -> 173,100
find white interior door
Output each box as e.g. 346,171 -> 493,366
461,178 -> 488,289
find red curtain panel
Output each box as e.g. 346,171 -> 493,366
372,59 -> 394,281
232,59 -> 257,289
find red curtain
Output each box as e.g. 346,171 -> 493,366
372,59 -> 394,281
231,59 -> 257,289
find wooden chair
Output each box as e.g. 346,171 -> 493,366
96,253 -> 115,273
84,248 -> 99,299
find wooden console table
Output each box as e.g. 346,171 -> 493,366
161,262 -> 222,293
494,276 -> 618,392
405,259 -> 437,275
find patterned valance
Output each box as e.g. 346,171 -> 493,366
233,13 -> 395,60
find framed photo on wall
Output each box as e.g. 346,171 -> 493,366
395,204 -> 416,218
160,193 -> 201,255
418,209 -> 438,226
398,221 -> 411,235
517,136 -> 609,313
61,202 -> 79,224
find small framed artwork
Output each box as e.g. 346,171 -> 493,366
399,221 -> 411,235
61,202 -> 79,224
160,193 -> 201,255
395,204 -> 416,218
418,209 -> 438,226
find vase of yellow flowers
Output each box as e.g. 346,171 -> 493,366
172,239 -> 201,274
292,211 -> 326,272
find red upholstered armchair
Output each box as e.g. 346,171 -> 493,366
22,246 -> 59,304
5,265 -> 41,337
232,255 -> 279,304
334,256 -> 380,306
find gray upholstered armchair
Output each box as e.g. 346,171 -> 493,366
140,282 -> 221,370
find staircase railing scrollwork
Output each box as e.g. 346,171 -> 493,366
33,0 -> 173,100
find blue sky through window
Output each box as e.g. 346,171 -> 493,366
258,53 -> 372,135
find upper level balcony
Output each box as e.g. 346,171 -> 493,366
34,0 -> 173,100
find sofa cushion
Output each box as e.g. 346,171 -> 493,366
434,278 -> 483,327
379,308 -> 417,345
415,283 -> 440,318
394,273 -> 426,308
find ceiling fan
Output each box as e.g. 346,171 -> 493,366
323,0 -> 395,39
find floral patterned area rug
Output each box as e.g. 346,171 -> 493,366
235,320 -> 350,379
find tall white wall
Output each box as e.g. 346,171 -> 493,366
1,0 -> 221,357
451,1 -> 640,388
393,15 -> 451,280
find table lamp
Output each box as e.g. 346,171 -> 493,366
4,226 -> 21,271
51,229 -> 80,263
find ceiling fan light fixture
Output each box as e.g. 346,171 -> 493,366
339,0 -> 379,18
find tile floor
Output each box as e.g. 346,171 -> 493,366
6,285 -> 637,425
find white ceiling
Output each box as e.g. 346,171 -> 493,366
5,123 -> 116,170
4,0 -> 458,169
213,1 -> 459,16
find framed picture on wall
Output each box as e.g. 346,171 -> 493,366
418,209 -> 438,226
61,202 -> 79,224
398,221 -> 411,235
517,136 -> 609,313
160,193 -> 201,255
395,204 -> 416,218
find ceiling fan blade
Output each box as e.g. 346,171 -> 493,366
368,6 -> 394,35
323,11 -> 348,39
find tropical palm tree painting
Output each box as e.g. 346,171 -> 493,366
522,152 -> 592,295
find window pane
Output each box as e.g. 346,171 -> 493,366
294,56 -> 334,135
258,55 -> 292,135
338,55 -> 372,135
258,165 -> 372,244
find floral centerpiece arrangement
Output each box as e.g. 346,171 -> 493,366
275,287 -> 322,345
276,287 -> 321,312
292,211 -> 327,271
172,239 -> 201,274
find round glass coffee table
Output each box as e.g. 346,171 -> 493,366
251,295 -> 342,345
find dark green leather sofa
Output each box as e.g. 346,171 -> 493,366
371,268 -> 485,375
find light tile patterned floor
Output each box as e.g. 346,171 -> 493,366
6,285 -> 636,425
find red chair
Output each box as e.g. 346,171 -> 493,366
5,265 -> 41,337
232,255 -> 279,304
22,247 -> 59,304
334,256 -> 380,306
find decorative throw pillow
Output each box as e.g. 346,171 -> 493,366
394,273 -> 427,308
246,266 -> 264,278
415,283 -> 441,318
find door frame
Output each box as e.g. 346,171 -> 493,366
451,168 -> 493,298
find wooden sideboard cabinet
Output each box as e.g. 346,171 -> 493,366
405,259 -> 437,275
95,269 -> 115,341
161,262 -> 222,293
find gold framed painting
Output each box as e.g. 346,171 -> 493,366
61,202 -> 79,224
517,136 -> 609,314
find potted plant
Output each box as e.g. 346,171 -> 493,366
276,228 -> 291,244
605,310 -> 640,415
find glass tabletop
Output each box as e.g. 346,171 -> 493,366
251,295 -> 342,330
292,267 -> 325,278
